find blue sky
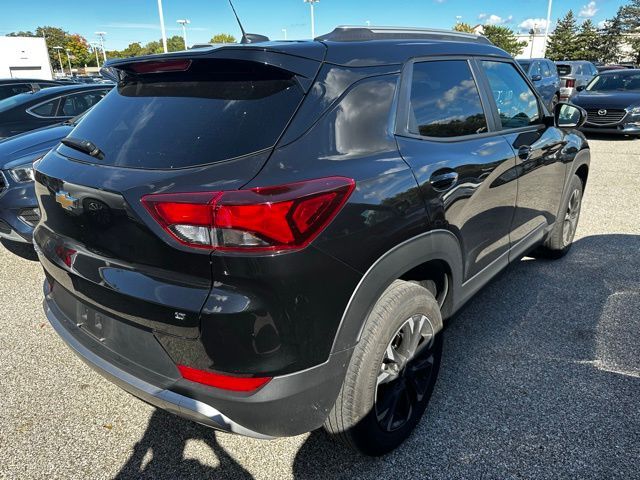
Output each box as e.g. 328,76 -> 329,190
0,0 -> 628,50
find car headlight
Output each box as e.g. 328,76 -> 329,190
7,153 -> 45,183
629,106 -> 640,115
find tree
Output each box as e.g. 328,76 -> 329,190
119,42 -> 144,58
210,33 -> 237,44
167,35 -> 186,52
65,33 -> 92,67
453,23 -> 475,34
546,10 -> 579,60
599,8 -> 624,64
482,25 -> 527,57
576,19 -> 601,62
619,0 -> 640,63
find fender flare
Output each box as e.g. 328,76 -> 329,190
330,229 -> 464,354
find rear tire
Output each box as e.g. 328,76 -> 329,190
535,174 -> 583,259
324,280 -> 443,456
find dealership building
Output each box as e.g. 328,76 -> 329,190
0,36 -> 53,79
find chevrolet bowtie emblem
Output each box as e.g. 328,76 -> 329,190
55,191 -> 79,211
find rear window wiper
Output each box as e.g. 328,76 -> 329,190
60,137 -> 104,160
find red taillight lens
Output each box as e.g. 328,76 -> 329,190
566,79 -> 576,88
177,365 -> 271,392
141,177 -> 355,252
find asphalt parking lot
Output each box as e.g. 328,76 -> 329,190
1,136 -> 639,480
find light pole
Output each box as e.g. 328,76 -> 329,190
53,46 -> 64,76
95,32 -> 107,63
282,28 -> 287,40
543,0 -> 553,57
304,0 -> 319,39
365,20 -> 371,27
157,0 -> 168,53
177,19 -> 190,49
65,48 -> 73,76
90,42 -> 101,68
529,26 -> 537,59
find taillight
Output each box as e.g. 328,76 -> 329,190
566,79 -> 576,88
177,365 -> 271,392
141,177 -> 355,252
128,59 -> 192,74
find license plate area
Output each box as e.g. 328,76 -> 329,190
76,303 -> 113,342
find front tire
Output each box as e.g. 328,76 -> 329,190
324,280 -> 443,456
536,174 -> 583,259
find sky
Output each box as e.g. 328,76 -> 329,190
0,0 -> 629,50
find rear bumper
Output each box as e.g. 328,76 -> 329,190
43,280 -> 353,438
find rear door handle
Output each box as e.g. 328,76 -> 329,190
430,170 -> 459,191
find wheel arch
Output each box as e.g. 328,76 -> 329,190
330,229 -> 464,354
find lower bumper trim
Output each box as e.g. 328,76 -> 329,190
44,296 -> 274,440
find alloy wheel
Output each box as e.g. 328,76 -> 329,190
375,314 -> 437,432
563,188 -> 582,246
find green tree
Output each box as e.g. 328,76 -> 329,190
210,33 -> 237,44
120,42 -> 144,58
599,9 -> 624,64
483,25 -> 527,57
546,10 -> 579,60
619,0 -> 640,63
576,19 -> 601,62
167,35 -> 186,52
452,23 -> 475,34
64,33 -> 92,67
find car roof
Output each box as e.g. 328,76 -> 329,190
599,68 -> 640,75
106,28 -> 511,69
0,78 -> 61,84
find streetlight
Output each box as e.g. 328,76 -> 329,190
53,46 -> 64,76
543,0 -> 553,57
95,31 -> 107,63
282,28 -> 287,40
65,48 -> 73,75
157,0 -> 168,53
304,0 -> 319,39
90,42 -> 101,68
177,19 -> 190,49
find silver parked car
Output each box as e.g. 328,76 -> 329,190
556,61 -> 598,101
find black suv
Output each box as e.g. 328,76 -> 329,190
34,27 -> 590,455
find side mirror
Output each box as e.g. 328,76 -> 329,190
555,103 -> 587,128
576,85 -> 586,92
531,74 -> 542,82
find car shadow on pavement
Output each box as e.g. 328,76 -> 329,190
113,409 -> 253,480
112,234 -> 640,480
0,239 -> 38,261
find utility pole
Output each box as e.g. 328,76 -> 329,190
53,46 -> 64,76
177,19 -> 190,49
90,42 -> 101,68
304,0 -> 320,39
65,48 -> 73,75
157,0 -> 168,53
543,0 -> 553,57
282,28 -> 287,40
95,32 -> 107,63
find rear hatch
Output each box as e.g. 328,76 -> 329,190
34,45 -> 324,338
557,64 -> 573,87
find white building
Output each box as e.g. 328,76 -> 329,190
515,33 -> 549,59
0,36 -> 53,80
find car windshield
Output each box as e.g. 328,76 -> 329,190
587,73 -> 640,91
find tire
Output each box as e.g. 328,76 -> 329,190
535,174 -> 583,259
324,280 -> 443,456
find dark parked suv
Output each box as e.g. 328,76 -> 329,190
34,27 -> 590,455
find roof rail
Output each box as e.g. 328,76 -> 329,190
316,26 -> 492,45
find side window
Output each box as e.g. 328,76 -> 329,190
0,83 -> 31,100
575,64 -> 583,75
480,61 -> 541,129
30,99 -> 59,117
541,61 -> 552,78
408,60 -> 488,138
60,90 -> 108,117
530,62 -> 542,78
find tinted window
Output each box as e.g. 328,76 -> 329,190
408,60 -> 487,138
30,99 -> 58,117
67,60 -> 304,169
481,61 -> 541,129
0,83 -> 32,100
60,90 -> 108,116
556,64 -> 572,76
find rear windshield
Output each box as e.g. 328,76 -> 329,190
64,59 -> 304,169
557,64 -> 572,76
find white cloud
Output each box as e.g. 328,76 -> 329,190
579,1 -> 598,18
478,13 -> 513,25
598,20 -> 610,29
519,18 -> 549,32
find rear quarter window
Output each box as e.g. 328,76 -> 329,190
65,60 -> 304,169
